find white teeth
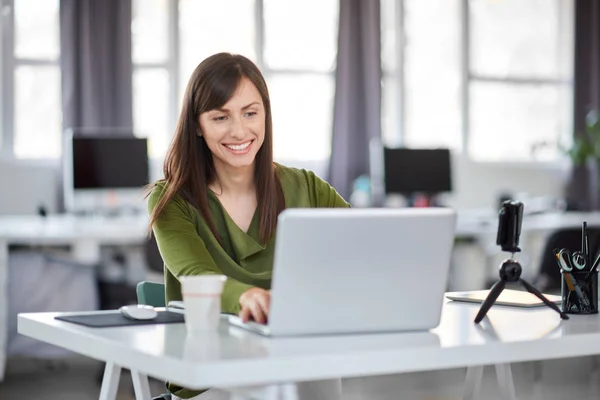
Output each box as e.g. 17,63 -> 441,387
225,142 -> 251,151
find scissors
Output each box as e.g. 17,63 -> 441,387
558,249 -> 587,272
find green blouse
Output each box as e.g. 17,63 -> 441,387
148,164 -> 349,398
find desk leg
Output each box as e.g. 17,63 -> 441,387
463,365 -> 484,400
131,369 -> 151,400
494,363 -> 517,400
591,356 -> 600,400
99,362 -> 121,400
225,379 -> 342,400
0,240 -> 7,382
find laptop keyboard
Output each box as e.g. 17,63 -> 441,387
226,315 -> 270,335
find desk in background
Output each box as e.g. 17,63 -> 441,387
452,211 -> 600,290
0,214 -> 148,381
456,210 -> 600,237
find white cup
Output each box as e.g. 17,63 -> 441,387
180,275 -> 227,333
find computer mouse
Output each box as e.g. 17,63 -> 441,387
119,305 -> 157,321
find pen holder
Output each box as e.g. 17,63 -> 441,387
561,270 -> 598,314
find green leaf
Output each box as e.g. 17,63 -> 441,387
567,109 -> 600,165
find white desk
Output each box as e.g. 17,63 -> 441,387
17,301 -> 600,400
456,211 -> 600,237
5,210 -> 600,385
0,214 -> 148,381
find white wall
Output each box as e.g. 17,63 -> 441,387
0,159 -> 59,215
444,154 -> 571,211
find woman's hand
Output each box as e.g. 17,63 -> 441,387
239,288 -> 270,324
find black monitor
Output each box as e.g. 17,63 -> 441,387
383,148 -> 452,195
72,137 -> 149,189
63,132 -> 150,213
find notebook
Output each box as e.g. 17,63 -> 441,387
446,289 -> 562,308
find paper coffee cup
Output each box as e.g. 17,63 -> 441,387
180,275 -> 227,333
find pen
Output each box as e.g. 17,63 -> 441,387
586,252 -> 600,281
583,222 -> 590,269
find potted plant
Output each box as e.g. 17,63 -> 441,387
568,110 -> 600,166
567,110 -> 600,209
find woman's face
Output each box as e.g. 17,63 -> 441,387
199,77 -> 265,171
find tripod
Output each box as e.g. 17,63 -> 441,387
474,255 -> 569,323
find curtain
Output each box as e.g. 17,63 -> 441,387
566,0 -> 600,210
60,0 -> 133,132
327,0 -> 382,200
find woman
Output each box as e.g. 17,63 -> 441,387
148,53 -> 349,399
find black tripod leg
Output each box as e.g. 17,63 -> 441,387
519,279 -> 569,320
474,280 -> 506,323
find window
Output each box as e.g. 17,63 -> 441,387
262,0 -> 338,161
178,0 -> 256,97
381,0 -> 574,162
132,0 -> 339,165
468,0 -> 573,162
0,0 -> 62,159
131,0 -> 173,159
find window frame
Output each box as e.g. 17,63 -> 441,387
132,0 -> 180,144
383,0 -> 574,164
464,0 -> 574,163
132,0 -> 337,174
0,0 -> 61,162
0,0 -> 15,159
257,0 -> 337,169
3,0 -> 337,166
381,0 -> 405,148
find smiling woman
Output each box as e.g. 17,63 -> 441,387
199,79 -> 265,171
146,53 -> 349,399
150,53 -> 283,245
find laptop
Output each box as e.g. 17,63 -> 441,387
227,207 -> 457,337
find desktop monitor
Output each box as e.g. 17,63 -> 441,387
63,130 -> 149,214
383,148 -> 452,196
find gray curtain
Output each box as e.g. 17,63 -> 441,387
60,0 -> 133,132
566,0 -> 600,210
328,0 -> 382,200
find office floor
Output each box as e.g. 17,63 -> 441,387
1,356 -> 599,399
0,356 -> 165,400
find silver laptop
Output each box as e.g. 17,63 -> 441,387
227,208 -> 457,337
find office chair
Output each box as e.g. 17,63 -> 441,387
136,281 -> 166,307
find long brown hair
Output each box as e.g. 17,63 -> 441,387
148,53 -> 284,244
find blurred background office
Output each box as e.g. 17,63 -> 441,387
1,0 -> 599,399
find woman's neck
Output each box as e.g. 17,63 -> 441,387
211,162 -> 255,196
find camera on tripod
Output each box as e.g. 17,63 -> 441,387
474,200 -> 568,323
496,200 -> 523,254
